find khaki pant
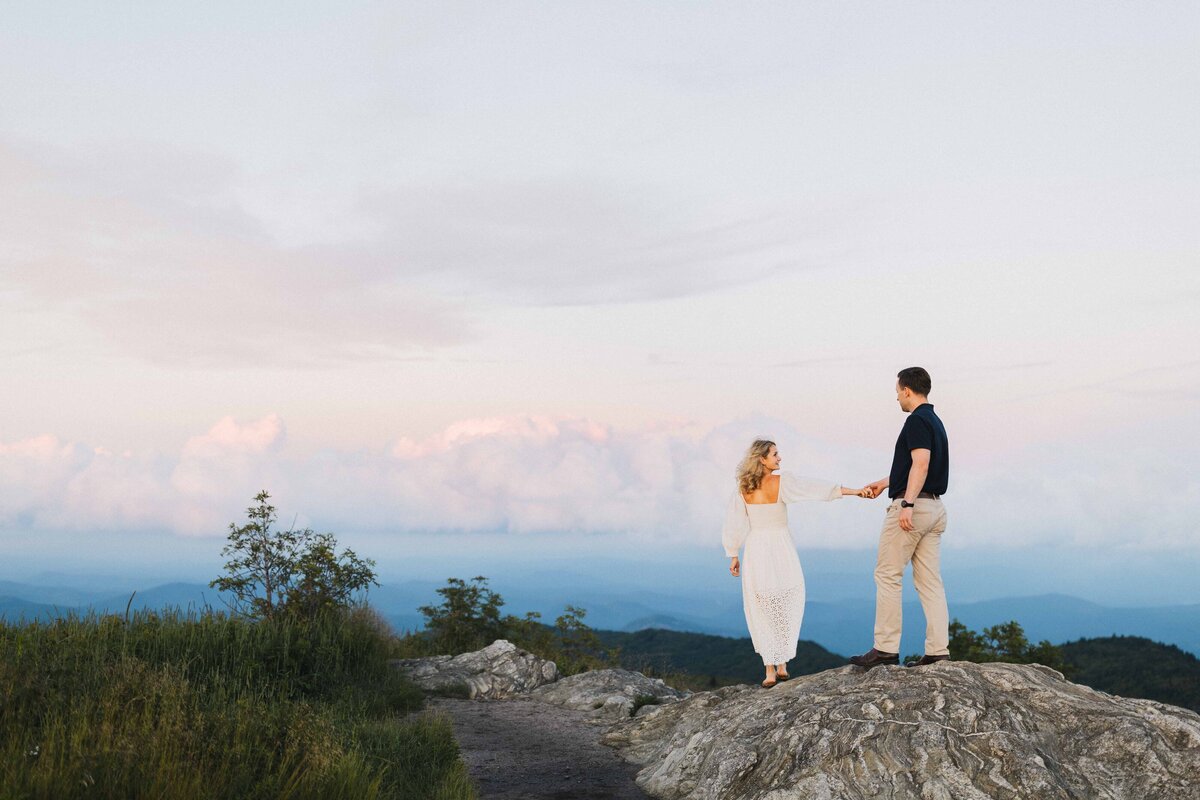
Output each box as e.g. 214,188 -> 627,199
873,497 -> 949,656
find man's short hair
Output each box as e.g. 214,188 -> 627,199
897,367 -> 932,396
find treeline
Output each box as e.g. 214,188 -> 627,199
596,627 -> 844,686
594,620 -> 1066,688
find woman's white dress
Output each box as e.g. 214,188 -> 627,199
722,471 -> 842,665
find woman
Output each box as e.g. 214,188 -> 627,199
723,439 -> 866,687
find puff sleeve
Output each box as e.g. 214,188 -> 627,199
779,471 -> 842,503
721,490 -> 750,557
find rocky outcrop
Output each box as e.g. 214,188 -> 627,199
390,639 -> 558,699
530,668 -> 691,720
601,661 -> 1200,800
390,641 -> 687,717
394,640 -> 1200,798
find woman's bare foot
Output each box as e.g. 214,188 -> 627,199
762,665 -> 777,688
775,663 -> 789,681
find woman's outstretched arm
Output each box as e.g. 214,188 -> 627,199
779,471 -> 844,502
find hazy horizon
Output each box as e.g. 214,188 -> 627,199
5,529 -> 1199,610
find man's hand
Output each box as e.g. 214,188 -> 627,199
899,506 -> 915,532
861,479 -> 888,499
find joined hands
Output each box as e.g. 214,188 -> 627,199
854,480 -> 888,499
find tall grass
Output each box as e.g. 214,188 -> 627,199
0,606 -> 476,799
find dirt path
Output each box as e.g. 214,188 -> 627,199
423,695 -> 650,800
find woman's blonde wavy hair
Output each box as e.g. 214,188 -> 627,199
736,439 -> 776,495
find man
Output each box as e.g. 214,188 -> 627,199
850,367 -> 950,668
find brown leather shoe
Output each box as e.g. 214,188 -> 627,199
848,648 -> 899,668
911,654 -> 950,666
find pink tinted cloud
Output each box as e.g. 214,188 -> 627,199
0,413 -> 756,538
0,413 -> 1195,550
181,413 -> 285,458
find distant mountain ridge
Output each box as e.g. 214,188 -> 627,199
0,581 -> 236,621
0,596 -> 62,620
2,580 -> 1198,660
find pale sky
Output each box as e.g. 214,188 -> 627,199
2,3 -> 1198,566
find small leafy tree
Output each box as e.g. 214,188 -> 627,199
553,605 -> 618,674
210,490 -> 378,621
285,533 -> 379,620
417,576 -> 506,653
503,609 -> 557,658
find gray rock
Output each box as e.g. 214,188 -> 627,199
531,668 -> 691,720
601,661 -> 1200,800
390,639 -> 559,699
635,701 -> 668,718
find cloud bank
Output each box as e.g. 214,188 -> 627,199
1,413 -> 1194,551
0,136 -> 826,370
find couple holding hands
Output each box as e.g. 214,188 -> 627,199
721,367 -> 950,687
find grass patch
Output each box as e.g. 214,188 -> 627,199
629,694 -> 663,717
0,606 -> 476,799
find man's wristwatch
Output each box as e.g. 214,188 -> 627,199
900,500 -> 916,508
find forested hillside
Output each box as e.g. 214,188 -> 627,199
1061,636 -> 1200,713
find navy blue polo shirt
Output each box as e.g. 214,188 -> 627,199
889,403 -> 949,498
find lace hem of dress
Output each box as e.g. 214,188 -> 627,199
753,585 -> 803,664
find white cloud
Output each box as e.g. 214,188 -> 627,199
1,413 -> 1195,551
